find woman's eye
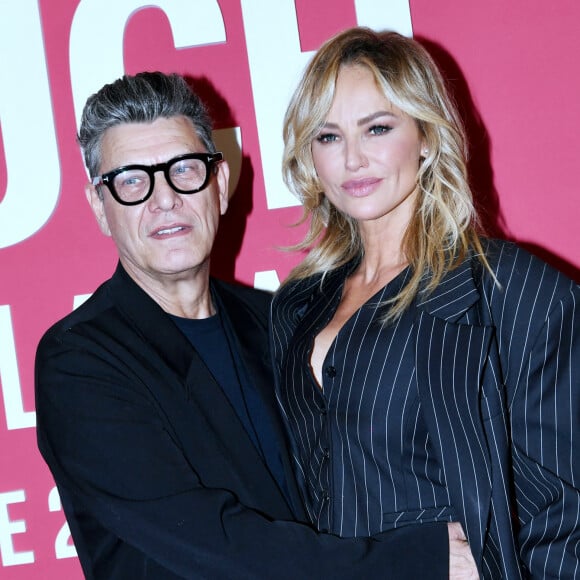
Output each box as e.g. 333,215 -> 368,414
316,133 -> 338,143
369,125 -> 392,136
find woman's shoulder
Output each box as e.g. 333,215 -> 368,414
274,273 -> 321,302
476,238 -> 579,307
272,259 -> 356,329
271,272 -> 324,328
273,258 -> 357,305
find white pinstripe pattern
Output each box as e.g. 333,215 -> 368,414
271,240 -> 580,578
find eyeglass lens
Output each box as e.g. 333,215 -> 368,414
113,157 -> 210,203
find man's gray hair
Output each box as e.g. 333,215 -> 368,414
78,71 -> 215,177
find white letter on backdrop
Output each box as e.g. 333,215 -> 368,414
0,1 -> 60,249
0,305 -> 35,430
0,490 -> 34,566
70,0 -> 225,129
242,0 -> 412,209
69,0 -> 241,190
354,0 -> 412,37
253,270 -> 280,292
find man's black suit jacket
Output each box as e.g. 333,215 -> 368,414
35,263 -> 446,579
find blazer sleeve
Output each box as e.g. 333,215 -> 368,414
509,285 -> 580,576
488,244 -> 580,576
36,327 -> 448,579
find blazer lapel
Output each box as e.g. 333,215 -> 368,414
415,259 -> 493,567
107,263 -> 195,377
212,280 -> 306,519
107,265 -> 296,517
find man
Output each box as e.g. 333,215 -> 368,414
35,72 -> 463,578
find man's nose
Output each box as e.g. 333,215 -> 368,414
148,170 -> 183,210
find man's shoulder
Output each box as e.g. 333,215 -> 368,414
211,278 -> 272,327
211,278 -> 272,312
38,276 -> 117,352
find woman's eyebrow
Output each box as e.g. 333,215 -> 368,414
320,110 -> 397,130
357,110 -> 397,126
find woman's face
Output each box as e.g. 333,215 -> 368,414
311,64 -> 425,237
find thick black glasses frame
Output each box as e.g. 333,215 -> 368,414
92,152 -> 223,206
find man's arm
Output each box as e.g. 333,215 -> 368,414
448,522 -> 479,579
36,331 -> 448,580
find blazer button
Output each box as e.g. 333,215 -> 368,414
324,365 -> 337,378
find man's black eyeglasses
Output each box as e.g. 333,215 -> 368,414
92,152 -> 223,206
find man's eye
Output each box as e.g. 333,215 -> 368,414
173,164 -> 192,174
172,162 -> 203,176
120,174 -> 145,187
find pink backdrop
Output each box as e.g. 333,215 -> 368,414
0,1 -> 578,577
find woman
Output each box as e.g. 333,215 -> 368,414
271,27 -> 580,578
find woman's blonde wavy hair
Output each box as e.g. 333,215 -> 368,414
282,27 -> 491,322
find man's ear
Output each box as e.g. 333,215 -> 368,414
85,182 -> 112,237
216,160 -> 230,216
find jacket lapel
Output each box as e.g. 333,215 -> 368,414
212,280 -> 307,520
414,259 -> 493,567
107,263 -> 197,379
107,264 -> 297,518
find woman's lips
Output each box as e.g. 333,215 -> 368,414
341,177 -> 382,197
